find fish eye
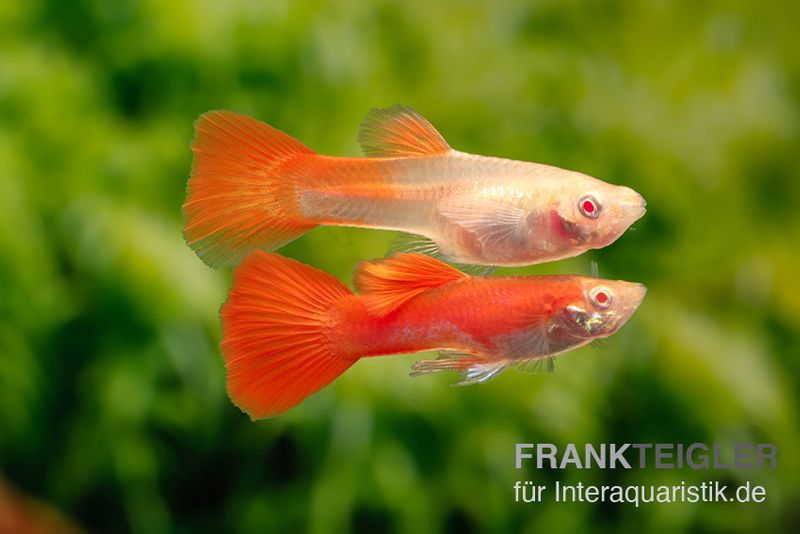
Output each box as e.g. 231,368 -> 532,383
578,195 -> 601,219
589,286 -> 612,309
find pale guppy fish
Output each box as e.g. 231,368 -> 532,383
183,106 -> 646,268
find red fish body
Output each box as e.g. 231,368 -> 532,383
332,278 -> 576,359
222,252 -> 646,418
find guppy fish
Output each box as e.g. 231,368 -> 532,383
222,251 -> 646,418
184,106 -> 646,268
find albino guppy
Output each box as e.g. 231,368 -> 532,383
183,106 -> 646,268
221,251 -> 646,418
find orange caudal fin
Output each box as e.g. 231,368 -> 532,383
183,111 -> 318,268
220,251 -> 356,419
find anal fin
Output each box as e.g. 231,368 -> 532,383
451,362 -> 508,386
410,350 -> 507,386
409,350 -> 478,376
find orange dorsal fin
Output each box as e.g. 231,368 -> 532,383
358,105 -> 451,157
354,253 -> 467,316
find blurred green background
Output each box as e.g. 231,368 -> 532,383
1,0 -> 799,532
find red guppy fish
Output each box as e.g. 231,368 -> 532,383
222,251 -> 646,418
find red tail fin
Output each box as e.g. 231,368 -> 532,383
220,251 -> 356,418
183,111 -> 318,268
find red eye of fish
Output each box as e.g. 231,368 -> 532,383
579,195 -> 601,219
590,287 -> 612,309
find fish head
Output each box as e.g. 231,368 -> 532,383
554,278 -> 647,340
548,174 -> 646,252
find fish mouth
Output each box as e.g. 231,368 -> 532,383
601,282 -> 647,336
618,283 -> 647,323
629,283 -> 648,308
622,192 -> 647,223
616,281 -> 647,309
595,196 -> 646,246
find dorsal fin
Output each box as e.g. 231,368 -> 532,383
354,253 -> 467,316
358,105 -> 451,157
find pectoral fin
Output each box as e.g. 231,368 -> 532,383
437,197 -> 527,259
388,232 -> 444,258
512,356 -> 556,374
387,232 -> 496,276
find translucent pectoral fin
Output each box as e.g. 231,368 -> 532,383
512,356 -> 556,375
455,264 -> 497,277
437,197 -> 527,257
388,232 -> 497,276
388,232 -> 443,258
590,338 -> 612,350
410,350 -> 507,386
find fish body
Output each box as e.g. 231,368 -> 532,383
222,251 -> 646,418
331,276 -> 609,360
184,107 -> 646,268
